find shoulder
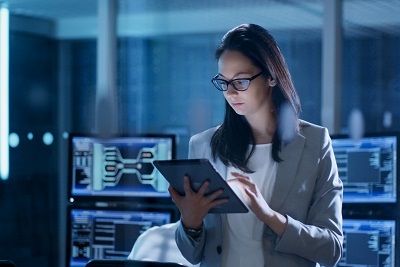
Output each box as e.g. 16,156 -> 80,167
298,120 -> 332,153
191,126 -> 220,141
188,126 -> 219,159
190,126 -> 219,145
299,119 -> 330,140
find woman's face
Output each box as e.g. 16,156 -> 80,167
217,50 -> 272,120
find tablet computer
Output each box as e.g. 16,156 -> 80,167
153,159 -> 249,213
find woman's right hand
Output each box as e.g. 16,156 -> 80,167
168,175 -> 228,230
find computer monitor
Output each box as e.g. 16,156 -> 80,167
85,259 -> 187,267
331,134 -> 397,203
66,206 -> 176,267
68,134 -> 175,201
338,219 -> 396,267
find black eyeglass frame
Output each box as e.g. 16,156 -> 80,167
211,71 -> 264,91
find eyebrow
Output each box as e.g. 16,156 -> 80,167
217,71 -> 252,79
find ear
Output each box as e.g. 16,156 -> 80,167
268,79 -> 277,87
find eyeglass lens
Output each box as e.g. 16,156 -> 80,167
212,72 -> 263,91
214,79 -> 250,91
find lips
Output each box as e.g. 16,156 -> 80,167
231,102 -> 243,107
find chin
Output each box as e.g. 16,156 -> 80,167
232,109 -> 245,116
230,106 -> 243,114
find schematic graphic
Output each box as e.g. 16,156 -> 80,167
71,136 -> 173,197
92,142 -> 169,192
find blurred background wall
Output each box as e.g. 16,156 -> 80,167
0,0 -> 399,266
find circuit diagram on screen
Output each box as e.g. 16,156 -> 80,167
71,137 -> 172,197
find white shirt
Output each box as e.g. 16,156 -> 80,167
221,144 -> 277,267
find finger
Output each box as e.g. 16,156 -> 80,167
197,180 -> 210,195
237,177 -> 255,187
231,172 -> 250,179
237,177 -> 257,194
168,185 -> 178,197
244,186 -> 257,199
205,188 -> 224,201
183,175 -> 193,194
208,197 -> 229,209
168,186 -> 182,202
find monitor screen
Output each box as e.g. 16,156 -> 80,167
66,206 -> 174,267
69,134 -> 175,200
331,135 -> 397,203
338,219 -> 396,267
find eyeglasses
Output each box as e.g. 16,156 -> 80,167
211,71 -> 263,91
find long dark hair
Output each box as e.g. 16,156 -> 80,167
211,23 -> 301,173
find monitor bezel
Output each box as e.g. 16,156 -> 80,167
67,133 -> 176,203
65,203 -> 180,267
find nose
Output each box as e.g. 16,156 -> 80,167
224,83 -> 238,96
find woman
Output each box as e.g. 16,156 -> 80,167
168,23 -> 343,267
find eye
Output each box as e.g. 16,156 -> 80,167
232,79 -> 249,89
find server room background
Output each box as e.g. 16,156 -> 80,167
0,0 -> 400,267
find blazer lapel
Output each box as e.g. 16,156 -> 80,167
269,133 -> 305,210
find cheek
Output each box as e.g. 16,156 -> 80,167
223,92 -> 229,102
254,86 -> 270,102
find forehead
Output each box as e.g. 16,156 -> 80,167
217,50 -> 256,75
